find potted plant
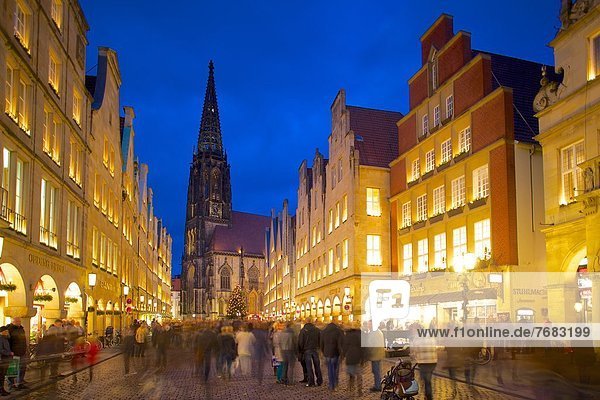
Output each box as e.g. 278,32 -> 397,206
33,294 -> 53,302
65,296 -> 79,303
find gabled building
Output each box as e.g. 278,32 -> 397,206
264,200 -> 296,319
389,15 -> 550,324
534,0 -> 600,324
294,89 -> 402,322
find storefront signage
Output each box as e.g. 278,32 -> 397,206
99,280 -> 115,292
512,288 -> 547,296
28,253 -> 65,273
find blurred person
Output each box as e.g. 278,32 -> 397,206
235,323 -> 256,376
344,321 -> 364,397
217,326 -> 237,380
7,317 -> 27,390
123,327 -> 136,376
252,322 -> 271,385
272,322 -> 285,383
155,325 -> 170,372
44,319 -> 64,379
366,320 -> 385,392
280,322 -> 297,385
411,322 -> 437,400
0,327 -> 13,396
298,317 -> 322,387
321,320 -> 344,391
195,324 -> 218,382
135,322 -> 148,357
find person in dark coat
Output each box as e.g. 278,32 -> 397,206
320,321 -> 344,391
0,327 -> 13,396
122,327 -> 136,375
7,317 -> 27,390
44,319 -> 64,379
217,326 -> 237,380
297,318 -> 322,387
194,324 -> 218,382
344,322 -> 364,396
155,325 -> 170,371
252,324 -> 271,385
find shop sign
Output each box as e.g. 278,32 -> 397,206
28,253 -> 65,273
512,288 -> 547,296
99,280 -> 115,292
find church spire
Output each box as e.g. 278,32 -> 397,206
198,60 -> 223,156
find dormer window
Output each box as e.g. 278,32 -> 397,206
429,48 -> 438,92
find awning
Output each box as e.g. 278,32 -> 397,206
409,287 -> 497,305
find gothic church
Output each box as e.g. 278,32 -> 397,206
181,62 -> 269,319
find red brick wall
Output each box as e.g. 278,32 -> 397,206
390,159 -> 407,197
453,57 -> 492,116
398,114 -> 417,155
490,144 -> 518,266
409,70 -> 428,110
471,90 -> 514,153
438,34 -> 472,87
390,200 -> 398,274
421,15 -> 454,65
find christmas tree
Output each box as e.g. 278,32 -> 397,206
227,285 -> 247,318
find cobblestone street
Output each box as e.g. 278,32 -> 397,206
14,347 -> 524,400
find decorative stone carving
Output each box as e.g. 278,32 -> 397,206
584,167 -> 594,192
560,0 -> 597,29
533,66 -> 564,112
582,196 -> 598,216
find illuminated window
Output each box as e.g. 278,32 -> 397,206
43,109 -> 61,165
416,194 -> 427,222
328,209 -> 333,233
40,178 -> 58,249
590,34 -> 600,80
433,185 -> 445,216
51,0 -> 63,30
6,64 -> 31,134
434,233 -> 446,269
72,88 -> 82,125
473,164 -> 489,200
366,235 -> 382,266
335,201 -> 340,228
342,239 -> 348,269
411,159 -> 420,181
335,243 -> 341,272
49,51 -> 60,93
453,226 -> 467,261
402,243 -> 413,275
312,226 -> 316,247
342,195 -> 348,222
441,139 -> 452,164
433,105 -> 440,127
422,114 -> 429,135
451,176 -> 465,208
92,227 -> 99,265
366,188 -> 381,216
317,221 -> 322,243
425,150 -> 435,173
14,2 -> 30,50
103,138 -> 109,167
401,201 -> 411,228
13,157 -> 26,234
417,238 -> 428,272
458,127 -> 471,154
561,141 -> 585,204
93,174 -> 100,208
68,139 -> 82,186
66,200 -> 80,259
328,248 -> 334,275
446,95 -> 454,119
474,219 -> 491,259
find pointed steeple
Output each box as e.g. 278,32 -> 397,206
198,60 -> 223,156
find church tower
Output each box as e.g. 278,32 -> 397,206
182,61 -> 232,316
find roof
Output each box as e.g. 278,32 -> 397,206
210,211 -> 270,255
475,51 -> 554,143
347,105 -> 403,168
172,277 -> 181,291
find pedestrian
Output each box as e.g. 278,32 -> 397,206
7,317 -> 27,390
280,322 -> 297,385
320,320 -> 344,391
123,327 -> 136,376
272,322 -> 285,383
87,335 -> 99,382
135,322 -> 148,357
252,323 -> 270,385
194,324 -> 218,382
235,323 -> 256,376
0,327 -> 13,396
293,321 -> 308,383
344,321 -> 364,397
410,322 -> 437,400
44,319 -> 64,379
155,325 -> 170,371
366,320 -> 385,392
297,317 -> 322,387
151,320 -> 159,349
217,326 -> 237,380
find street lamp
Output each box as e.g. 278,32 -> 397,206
88,273 -> 97,289
574,302 -> 583,313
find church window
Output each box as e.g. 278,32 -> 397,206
220,267 -> 231,290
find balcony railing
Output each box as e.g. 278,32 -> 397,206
40,227 -> 57,249
0,188 -> 8,222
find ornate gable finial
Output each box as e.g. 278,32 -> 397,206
533,65 -> 565,112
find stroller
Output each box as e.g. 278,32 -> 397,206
380,358 -> 419,400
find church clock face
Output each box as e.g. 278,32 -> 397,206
210,202 -> 222,218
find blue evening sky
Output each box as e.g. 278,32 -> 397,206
79,1 -> 559,275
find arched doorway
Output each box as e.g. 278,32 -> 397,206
0,263 -> 26,327
317,299 -> 323,320
64,282 -> 83,327
333,296 -> 342,321
324,298 -> 332,321
96,299 -> 105,335
32,274 -> 60,339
